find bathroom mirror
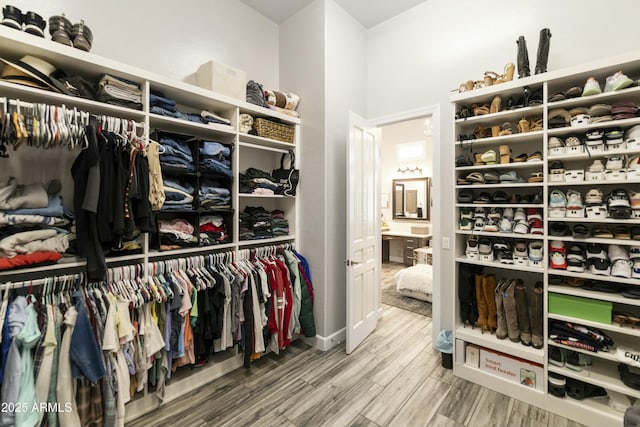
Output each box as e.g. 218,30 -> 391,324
392,177 -> 430,220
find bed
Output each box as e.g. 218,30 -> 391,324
395,263 -> 433,302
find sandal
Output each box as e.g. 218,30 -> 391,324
527,151 -> 542,162
528,172 -> 544,183
491,125 -> 501,137
517,118 -> 530,133
613,312 -> 640,328
499,144 -> 511,164
473,104 -> 491,116
498,122 -> 513,136
490,95 -> 502,114
529,118 -> 544,132
496,63 -> 515,83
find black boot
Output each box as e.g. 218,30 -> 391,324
516,36 -> 530,79
535,28 -> 552,74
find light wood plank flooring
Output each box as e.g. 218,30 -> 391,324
127,304 -> 586,427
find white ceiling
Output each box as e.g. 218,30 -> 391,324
240,0 -> 426,28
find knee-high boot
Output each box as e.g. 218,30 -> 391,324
534,28 -> 552,74
483,274 -> 497,333
475,274 -> 488,333
515,280 -> 532,346
516,36 -> 530,78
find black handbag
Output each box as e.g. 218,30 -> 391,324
272,150 -> 299,197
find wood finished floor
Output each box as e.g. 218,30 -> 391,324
127,304 -> 585,427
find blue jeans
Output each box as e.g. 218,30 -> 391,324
200,141 -> 231,158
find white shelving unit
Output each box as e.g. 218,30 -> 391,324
451,50 -> 640,426
0,26 -> 301,422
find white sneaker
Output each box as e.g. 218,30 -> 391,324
503,207 -> 514,220
466,236 -> 479,259
632,260 -> 640,279
585,188 -> 603,205
529,241 -> 544,262
606,155 -> 624,171
608,245 -> 630,262
604,71 -> 634,92
582,77 -> 602,96
499,218 -> 513,233
566,190 -> 583,210
588,159 -> 605,172
611,259 -> 631,278
514,207 -> 527,222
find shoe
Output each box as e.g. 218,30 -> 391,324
503,207 -> 514,220
493,191 -> 508,203
585,204 -> 607,219
499,218 -> 513,233
483,219 -> 499,232
564,135 -> 583,151
529,218 -> 544,235
474,192 -> 493,204
514,207 -> 527,222
548,372 -> 566,398
473,218 -> 485,231
566,378 -> 607,400
593,225 -> 613,238
526,208 -> 542,222
528,241 -> 544,262
609,244 -> 630,262
460,208 -> 474,220
585,188 -> 603,205
588,159 -> 605,173
513,153 -> 528,163
481,149 -> 497,164
572,224 -> 591,239
613,225 -> 631,239
589,258 -> 611,275
22,11 -> 46,37
633,260 -> 640,278
548,137 -> 565,153
483,171 -> 500,184
487,207 -> 502,221
604,71 -> 634,92
466,172 -> 485,184
1,5 -> 23,30
514,240 -> 528,258
455,154 -> 473,167
567,244 -> 586,273
612,259 -> 632,278
474,207 -> 486,218
631,192 -> 640,209
478,238 -> 493,256
550,161 -> 565,176
71,20 -> 93,52
566,190 -> 583,210
606,155 -> 624,171
49,14 -> 73,46
549,347 -> 567,367
550,190 -> 567,208
513,219 -> 529,234
550,222 -> 569,237
459,219 -> 473,230
566,351 -> 593,372
466,236 -> 479,258
499,144 -> 511,164
499,170 -> 519,182
490,95 -> 502,114
582,77 -> 602,96
632,226 -> 640,241
586,243 -> 607,260
528,172 -> 543,183
527,151 -> 542,162
605,128 -> 625,148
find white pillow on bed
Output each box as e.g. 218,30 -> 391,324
395,264 -> 433,295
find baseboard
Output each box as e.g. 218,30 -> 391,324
314,328 -> 346,351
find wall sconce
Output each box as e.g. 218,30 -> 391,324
396,166 -> 423,175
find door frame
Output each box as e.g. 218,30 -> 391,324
368,104 -> 441,340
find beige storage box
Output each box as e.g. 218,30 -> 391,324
411,226 -> 430,235
196,60 -> 247,101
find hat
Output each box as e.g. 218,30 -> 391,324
0,55 -> 73,95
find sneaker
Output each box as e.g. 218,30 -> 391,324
585,188 -> 603,205
529,241 -> 544,262
550,251 -> 567,269
608,188 -> 631,209
514,207 -> 527,222
633,260 -> 640,278
466,236 -> 479,258
586,243 -> 607,260
585,204 -> 607,219
459,219 -> 473,230
474,207 -> 487,218
566,377 -> 607,400
582,77 -> 602,96
478,238 -> 493,256
549,137 -> 565,151
499,217 -> 513,233
550,190 -> 567,208
514,240 -> 528,258
483,219 -> 499,232
529,218 -> 544,235
612,259 -> 632,278
567,257 -> 585,273
567,244 -> 586,261
487,207 -> 502,221
609,245 -> 629,262
628,155 -> 640,171
604,70 -> 634,92
572,224 -> 591,239
565,135 -> 583,149
566,190 -> 583,210
548,372 -> 566,398
588,159 -> 605,173
550,160 -> 565,175
589,258 -> 611,275
605,128 -> 625,147
493,191 -> 509,203
549,347 -> 567,367
566,351 -> 593,372
630,247 -> 640,260
460,208 -> 474,220
513,219 -> 529,234
503,207 -> 514,220
527,208 -> 542,222
550,222 -> 569,237
585,129 -> 604,146
474,218 -> 485,231
631,191 -> 640,209
606,155 -> 624,171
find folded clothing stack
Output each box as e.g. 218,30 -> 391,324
199,179 -> 230,211
199,214 -> 230,246
199,141 -> 232,178
161,178 -> 194,211
158,218 -> 198,249
271,209 -> 289,236
96,74 -> 143,110
264,89 -> 300,118
239,206 -> 289,241
158,135 -> 195,173
239,168 -> 286,195
150,90 -> 233,128
549,320 -> 613,352
0,177 -> 74,269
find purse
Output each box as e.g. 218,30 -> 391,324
272,150 -> 299,197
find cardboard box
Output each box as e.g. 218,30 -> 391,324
196,60 -> 246,101
479,348 -> 544,391
548,293 -> 612,324
411,226 -> 430,235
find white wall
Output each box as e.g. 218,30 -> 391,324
366,0 -> 640,331
324,0 -> 367,339
10,0 -> 280,87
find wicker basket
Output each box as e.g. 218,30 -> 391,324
253,118 -> 295,143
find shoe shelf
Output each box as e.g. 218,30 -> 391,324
547,217 -> 640,224
239,134 -> 297,150
549,360 -> 640,400
457,230 -> 544,240
455,183 -> 543,189
545,236 -> 640,247
0,80 -> 146,121
547,179 -> 640,187
456,131 -> 544,147
549,313 -> 640,339
548,285 -> 640,308
546,394 -> 623,427
456,162 -> 543,172
457,203 -> 545,208
453,363 -> 546,407
548,269 -> 640,286
456,326 -> 544,363
547,147 -> 640,161
548,117 -> 640,137
149,113 -> 237,139
547,85 -> 640,110
455,105 -> 544,126
456,256 -> 544,273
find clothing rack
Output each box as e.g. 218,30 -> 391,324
237,242 -> 295,260
0,96 -> 146,152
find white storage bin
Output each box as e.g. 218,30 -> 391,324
585,171 -> 604,181
586,144 -> 605,153
628,169 -> 640,181
566,208 -> 585,218
549,208 -> 566,218
480,253 -> 494,262
528,259 -> 544,268
549,173 -> 565,182
566,145 -> 585,154
549,147 -> 565,156
514,256 -> 528,266
196,60 -> 247,101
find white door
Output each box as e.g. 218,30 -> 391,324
346,112 -> 380,354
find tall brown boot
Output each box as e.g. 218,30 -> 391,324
483,274 -> 498,333
514,280 -> 531,346
475,274 -> 488,333
530,281 -> 544,349
503,279 -> 520,342
495,279 -> 509,340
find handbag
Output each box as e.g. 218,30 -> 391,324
272,150 -> 299,197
